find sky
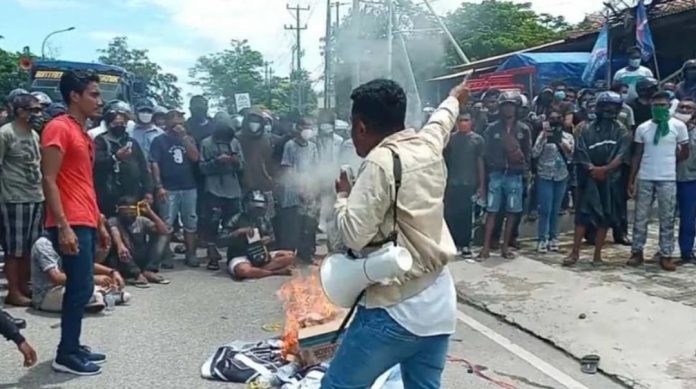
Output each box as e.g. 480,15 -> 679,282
3,0 -> 606,102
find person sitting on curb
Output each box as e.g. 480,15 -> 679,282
107,196 -> 171,288
1,309 -> 37,367
223,191 -> 295,280
31,234 -> 131,313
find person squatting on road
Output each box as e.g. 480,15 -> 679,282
321,78 -> 468,388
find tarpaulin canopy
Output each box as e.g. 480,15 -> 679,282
496,52 -> 591,89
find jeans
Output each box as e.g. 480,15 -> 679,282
632,180 -> 677,256
163,189 -> 198,232
536,178 -> 568,242
275,206 -> 317,262
321,307 -> 449,389
678,180 -> 696,259
487,172 -> 523,214
49,227 -> 95,357
444,184 -> 476,248
106,233 -> 170,278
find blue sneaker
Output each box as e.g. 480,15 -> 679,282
77,345 -> 107,364
52,353 -> 102,376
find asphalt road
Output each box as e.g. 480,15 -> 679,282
0,255 -> 623,389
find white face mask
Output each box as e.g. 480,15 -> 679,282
264,124 -> 272,133
319,124 -> 334,134
301,129 -> 313,140
629,58 -> 641,68
138,112 -> 153,124
248,122 -> 262,133
674,112 -> 692,123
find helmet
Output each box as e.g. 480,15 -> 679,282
245,190 -> 267,208
498,90 -> 523,107
596,91 -> 623,106
231,114 -> 244,130
6,88 -> 28,106
30,91 -> 52,106
682,59 -> 696,71
519,94 -> 529,108
104,100 -> 131,115
134,98 -> 155,112
636,77 -> 659,92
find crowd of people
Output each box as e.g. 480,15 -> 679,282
443,48 -> 696,273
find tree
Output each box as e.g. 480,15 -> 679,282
0,47 -> 33,103
444,1 -> 571,64
189,40 -> 265,113
98,37 -> 182,108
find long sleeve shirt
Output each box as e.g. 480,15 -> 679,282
532,130 -> 574,182
199,135 -> 245,199
0,309 -> 24,345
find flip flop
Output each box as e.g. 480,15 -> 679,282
127,279 -> 151,288
145,274 -> 171,285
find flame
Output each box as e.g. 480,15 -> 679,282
277,267 -> 339,358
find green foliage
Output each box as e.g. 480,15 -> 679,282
98,36 -> 182,108
0,47 -> 33,103
444,1 -> 570,64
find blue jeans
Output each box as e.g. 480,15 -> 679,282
49,227 -> 96,357
536,178 -> 568,242
321,307 -> 449,389
487,172 -> 523,214
678,180 -> 696,259
164,189 -> 198,232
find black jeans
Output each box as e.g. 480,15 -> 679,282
200,192 -> 240,244
445,184 -> 476,248
275,206 -> 317,262
107,234 -> 170,278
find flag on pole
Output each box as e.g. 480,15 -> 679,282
636,0 -> 656,61
582,24 -> 609,86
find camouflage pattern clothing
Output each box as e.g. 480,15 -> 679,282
631,179 -> 677,257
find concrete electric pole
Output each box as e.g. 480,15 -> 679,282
285,4 -> 310,112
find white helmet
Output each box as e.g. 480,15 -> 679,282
31,91 -> 53,106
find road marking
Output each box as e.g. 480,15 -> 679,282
456,309 -> 590,389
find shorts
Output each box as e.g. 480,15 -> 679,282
0,202 -> 44,258
163,189 -> 198,233
227,250 -> 283,280
486,172 -> 523,214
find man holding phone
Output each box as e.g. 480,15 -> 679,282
199,112 -> 245,270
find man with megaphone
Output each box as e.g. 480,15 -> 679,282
320,79 -> 469,388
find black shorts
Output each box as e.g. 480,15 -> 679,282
0,202 -> 44,258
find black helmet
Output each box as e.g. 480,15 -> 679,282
596,91 -> 623,106
636,77 -> 658,92
134,98 -> 155,112
498,90 -> 523,107
245,190 -> 267,208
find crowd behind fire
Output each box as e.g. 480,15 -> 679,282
3,47 -> 696,372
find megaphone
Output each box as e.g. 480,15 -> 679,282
19,56 -> 32,71
319,244 -> 413,308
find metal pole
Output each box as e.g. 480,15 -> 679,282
41,26 -> 75,59
352,0 -> 361,88
387,0 -> 393,79
421,0 -> 469,64
398,33 -> 422,114
324,0 -> 332,108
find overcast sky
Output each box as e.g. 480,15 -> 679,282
5,0 -> 605,103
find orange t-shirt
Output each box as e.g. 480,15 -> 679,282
41,115 -> 99,229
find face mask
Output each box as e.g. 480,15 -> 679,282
554,91 -> 566,101
629,58 -> 641,68
319,124 -> 334,134
301,129 -> 313,141
651,106 -> 671,122
264,124 -> 272,133
549,120 -> 563,128
674,112 -> 692,123
621,93 -> 629,102
110,125 -> 127,136
248,122 -> 262,133
138,112 -> 153,124
29,113 -> 47,131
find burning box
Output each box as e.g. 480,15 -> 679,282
297,314 -> 348,366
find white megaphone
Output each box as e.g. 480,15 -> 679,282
320,244 -> 414,308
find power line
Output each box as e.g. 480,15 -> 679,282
285,3 -> 311,112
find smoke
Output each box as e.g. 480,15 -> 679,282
333,3 -> 448,128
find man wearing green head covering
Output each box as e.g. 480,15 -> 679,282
628,91 -> 690,271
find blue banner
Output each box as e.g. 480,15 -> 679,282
581,24 -> 609,86
636,0 -> 656,61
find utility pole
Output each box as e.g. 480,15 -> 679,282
324,0 -> 332,109
264,61 -> 273,107
333,1 -> 347,28
421,0 -> 470,64
387,0 -> 393,79
285,4 -> 310,112
351,0 -> 361,89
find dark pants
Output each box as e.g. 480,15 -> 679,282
49,227 -> 95,357
678,180 -> 696,259
106,234 -> 170,278
275,206 -> 316,262
200,192 -> 240,244
445,184 -> 476,248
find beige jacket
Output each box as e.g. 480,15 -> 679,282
335,96 -> 459,308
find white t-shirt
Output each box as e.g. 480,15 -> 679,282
614,66 -> 654,102
384,267 -> 457,337
635,118 -> 689,181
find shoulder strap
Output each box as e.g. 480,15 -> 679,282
386,149 -> 402,246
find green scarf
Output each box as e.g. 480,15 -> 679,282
652,106 -> 671,145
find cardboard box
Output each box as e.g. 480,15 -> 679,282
297,314 -> 349,366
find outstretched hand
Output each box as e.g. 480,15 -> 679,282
449,80 -> 470,106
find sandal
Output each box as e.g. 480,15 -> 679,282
501,251 -> 517,260
127,279 -> 151,289
206,260 -> 220,271
145,274 -> 171,285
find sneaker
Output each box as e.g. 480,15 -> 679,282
549,240 -> 560,252
77,345 -> 107,364
537,241 -> 548,253
460,246 -> 473,259
52,353 -> 102,376
114,291 -> 132,305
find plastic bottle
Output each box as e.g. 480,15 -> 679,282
104,293 -> 116,312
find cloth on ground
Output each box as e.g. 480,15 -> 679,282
201,339 -> 403,388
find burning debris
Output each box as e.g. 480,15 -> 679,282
277,267 -> 343,362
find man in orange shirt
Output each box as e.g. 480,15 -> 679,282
41,70 -> 111,376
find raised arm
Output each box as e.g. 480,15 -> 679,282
419,82 -> 469,150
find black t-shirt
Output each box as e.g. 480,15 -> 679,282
631,100 -> 652,128
225,212 -> 275,260
149,133 -> 197,191
443,132 -> 485,187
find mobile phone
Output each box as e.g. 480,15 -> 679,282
126,141 -> 133,151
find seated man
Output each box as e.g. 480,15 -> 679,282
107,196 -> 171,287
31,234 -> 130,313
224,191 -> 295,280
